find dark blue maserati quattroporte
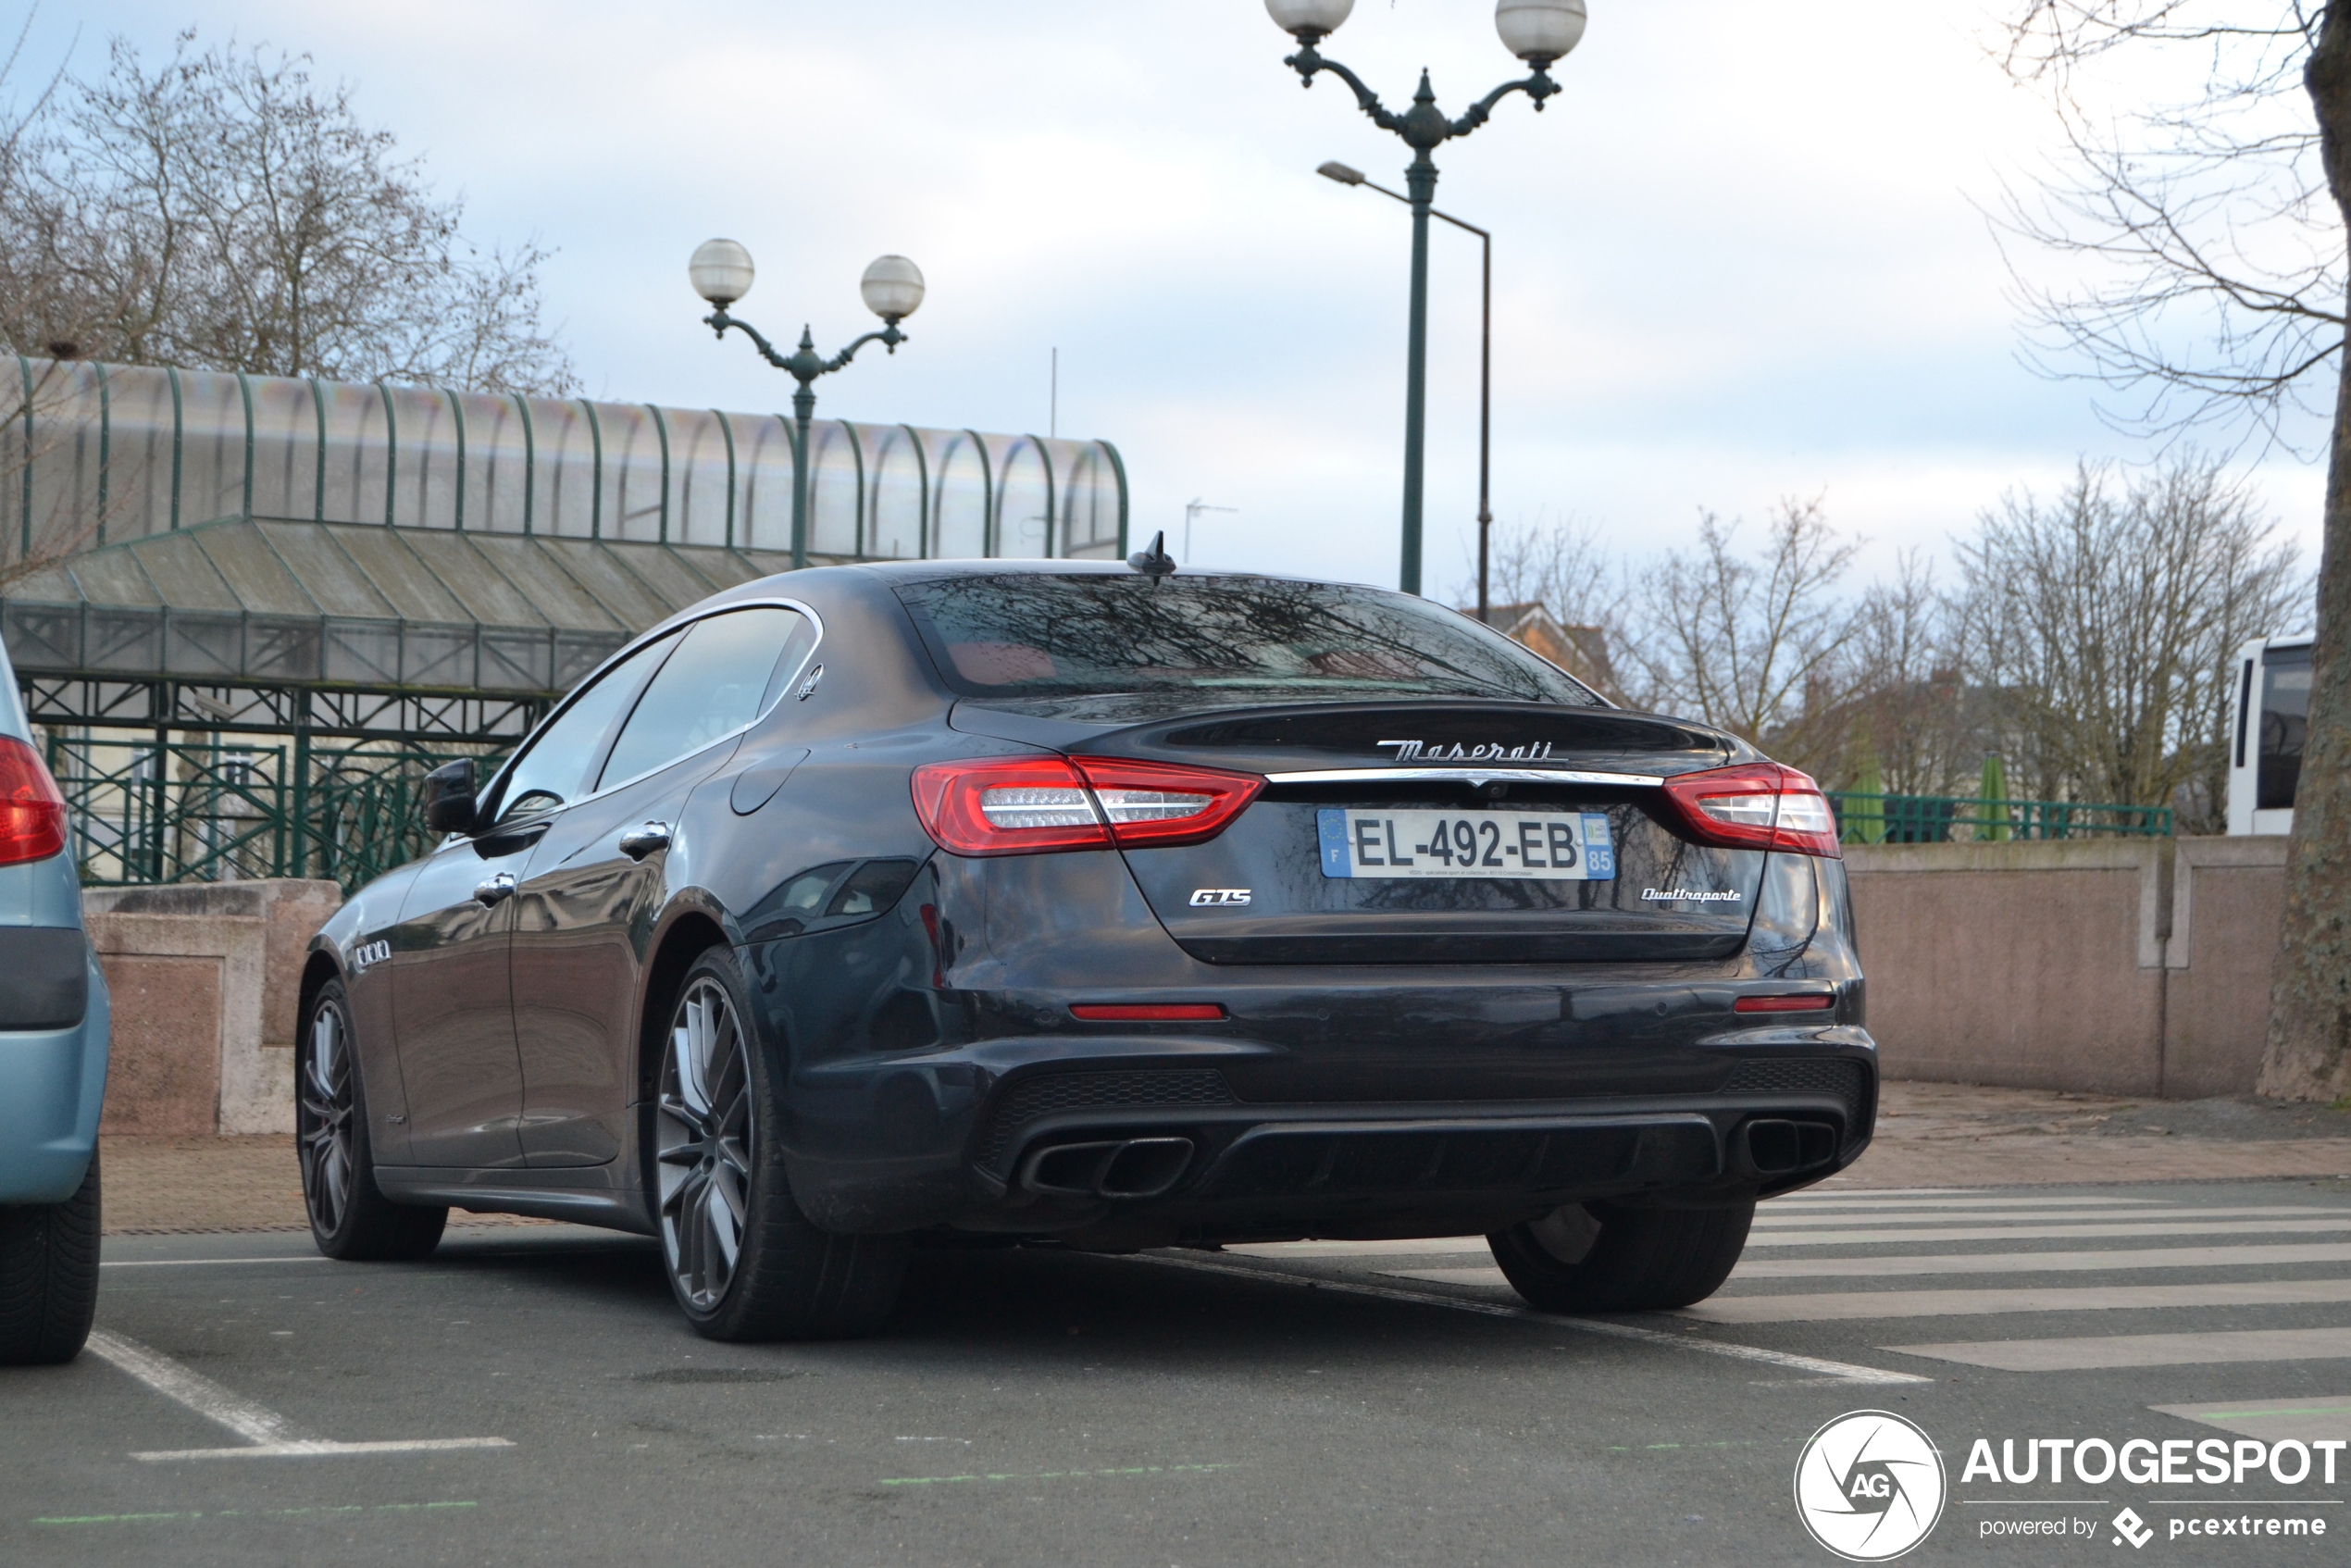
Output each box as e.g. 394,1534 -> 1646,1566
299,555 -> 1874,1339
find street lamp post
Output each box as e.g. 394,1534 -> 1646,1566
690,240 -> 927,570
1265,0 -> 1584,597
1317,161 -> 1492,621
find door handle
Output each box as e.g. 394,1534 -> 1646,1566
619,821 -> 673,861
473,871 -> 516,907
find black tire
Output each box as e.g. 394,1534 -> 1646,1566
1487,1199 -> 1754,1313
300,980 -> 446,1262
650,946 -> 907,1341
0,1145 -> 101,1365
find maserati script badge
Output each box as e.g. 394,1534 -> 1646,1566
1375,740 -> 1556,763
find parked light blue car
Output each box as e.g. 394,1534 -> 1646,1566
0,635 -> 107,1364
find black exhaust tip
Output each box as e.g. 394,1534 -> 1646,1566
1743,1118 -> 1838,1176
1018,1137 -> 1196,1200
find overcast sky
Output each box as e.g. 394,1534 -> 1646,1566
34,0 -> 2332,604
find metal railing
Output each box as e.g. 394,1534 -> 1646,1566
1826,791 -> 2172,845
46,737 -> 502,891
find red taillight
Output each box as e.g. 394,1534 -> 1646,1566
911,756 -> 1263,858
0,737 -> 66,867
1069,757 -> 1263,849
912,757 -> 1109,855
1659,763 -> 1841,858
1070,1003 -> 1228,1022
1734,993 -> 1836,1014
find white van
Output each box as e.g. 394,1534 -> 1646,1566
2225,633 -> 2316,835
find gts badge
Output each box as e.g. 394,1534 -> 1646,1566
1188,889 -> 1251,907
349,939 -> 392,975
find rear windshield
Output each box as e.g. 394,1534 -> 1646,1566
894,573 -> 1601,705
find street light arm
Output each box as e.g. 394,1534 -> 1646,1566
820,322 -> 910,373
703,307 -> 795,369
1448,68 -> 1561,134
1282,43 -> 1409,135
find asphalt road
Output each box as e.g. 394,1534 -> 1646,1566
6,1177 -> 2351,1566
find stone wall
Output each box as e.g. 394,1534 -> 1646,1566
84,879 -> 341,1135
1845,836 -> 2286,1098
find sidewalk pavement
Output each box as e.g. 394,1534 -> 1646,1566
94,1082 -> 2351,1234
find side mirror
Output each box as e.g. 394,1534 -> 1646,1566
422,758 -> 479,835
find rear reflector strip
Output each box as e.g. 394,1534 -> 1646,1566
1734,994 -> 1835,1014
1069,1004 -> 1228,1022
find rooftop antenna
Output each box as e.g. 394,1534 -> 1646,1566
1126,530 -> 1176,579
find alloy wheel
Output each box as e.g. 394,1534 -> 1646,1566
299,999 -> 356,1235
656,977 -> 755,1313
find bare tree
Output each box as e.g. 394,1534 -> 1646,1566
0,24 -> 133,586
0,31 -> 573,394
1838,554 -> 1975,799
1956,456 -> 2306,810
2000,4 -> 2349,1101
1627,498 -> 1873,778
1475,516 -> 1637,702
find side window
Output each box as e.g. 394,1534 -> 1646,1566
489,632 -> 680,824
597,607 -> 814,790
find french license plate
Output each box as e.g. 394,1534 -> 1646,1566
1316,808 -> 1614,880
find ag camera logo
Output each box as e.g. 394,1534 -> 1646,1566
1794,1411 -> 1947,1562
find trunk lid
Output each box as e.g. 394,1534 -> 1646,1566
976,699 -> 1763,966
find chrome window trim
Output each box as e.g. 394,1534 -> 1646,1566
1261,767 -> 1667,788
481,596 -> 826,827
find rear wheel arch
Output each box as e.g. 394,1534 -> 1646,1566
297,950 -> 342,1037
637,907 -> 733,1102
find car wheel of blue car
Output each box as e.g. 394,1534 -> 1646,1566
300,980 -> 447,1262
652,946 -> 907,1341
0,1144 -> 100,1365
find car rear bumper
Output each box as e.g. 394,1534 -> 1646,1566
782,1025 -> 1875,1237
0,952 -> 110,1205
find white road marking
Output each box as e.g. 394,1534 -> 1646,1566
1677,1278 -> 2351,1324
100,1257 -> 330,1268
131,1437 -> 517,1462
83,1328 -> 513,1462
1749,1217 -> 2351,1247
1735,1242 -> 2351,1278
1752,1204 -> 2341,1229
1134,1252 -> 1930,1385
1885,1326 -> 2351,1372
85,1330 -> 313,1448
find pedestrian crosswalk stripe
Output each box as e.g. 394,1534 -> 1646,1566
1752,1204 -> 2339,1229
1885,1326 -> 2351,1372
1748,1217 -> 2351,1247
1765,1195 -> 2162,1212
1678,1278 -> 2351,1324
1371,1242 -> 2351,1288
1787,1188 -> 1982,1198
1736,1242 -> 2351,1278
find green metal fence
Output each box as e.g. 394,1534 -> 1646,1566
1826,790 -> 2171,845
45,736 -> 503,891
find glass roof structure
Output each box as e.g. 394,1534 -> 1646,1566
3,355 -> 1126,563
0,356 -> 1130,743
